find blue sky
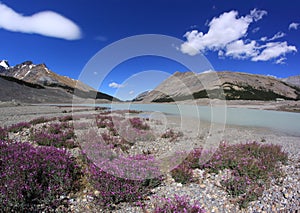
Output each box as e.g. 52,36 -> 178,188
0,0 -> 299,100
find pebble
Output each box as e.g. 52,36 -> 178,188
94,190 -> 100,197
199,184 -> 206,189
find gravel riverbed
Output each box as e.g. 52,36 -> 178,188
0,104 -> 299,212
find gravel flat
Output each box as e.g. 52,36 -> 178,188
0,104 -> 299,212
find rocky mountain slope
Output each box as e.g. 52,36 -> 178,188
0,60 -> 117,103
135,71 -> 300,102
282,75 -> 300,88
0,75 -> 75,104
0,60 -> 95,91
132,91 -> 150,102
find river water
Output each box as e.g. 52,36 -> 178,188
94,103 -> 300,136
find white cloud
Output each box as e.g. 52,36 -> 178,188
275,57 -> 286,65
260,36 -> 267,41
252,42 -> 297,61
267,74 -> 278,78
129,90 -> 134,95
181,9 -> 267,55
218,50 -> 224,57
252,27 -> 260,33
109,82 -> 125,88
270,32 -> 286,40
0,3 -> 81,40
250,8 -> 267,21
181,8 -> 296,64
202,69 -> 214,74
225,40 -> 259,59
289,22 -> 299,30
270,32 -> 286,41
262,31 -> 286,41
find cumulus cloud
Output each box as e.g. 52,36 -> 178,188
0,2 -> 81,40
252,42 -> 297,61
109,82 -> 125,88
181,9 -> 267,55
181,8 -> 297,64
181,11 -> 251,55
225,40 -> 259,59
289,22 -> 299,30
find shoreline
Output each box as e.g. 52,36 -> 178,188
1,103 -> 299,138
2,99 -> 300,113
1,102 -> 300,135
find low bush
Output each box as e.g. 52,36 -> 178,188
82,143 -> 162,208
8,122 -> 31,133
185,148 -> 203,169
29,117 -> 56,125
168,142 -> 287,207
96,115 -> 113,129
203,142 -> 288,179
202,141 -> 288,207
171,163 -> 193,184
58,115 -> 73,122
129,117 -> 150,130
30,122 -> 77,148
0,127 -> 8,140
101,132 -> 132,151
170,148 -> 202,184
152,194 -> 206,213
161,129 -> 183,141
0,141 -> 81,211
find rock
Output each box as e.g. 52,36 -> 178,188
199,184 -> 206,189
86,195 -> 94,201
211,206 -> 219,213
176,183 -> 183,187
94,190 -> 100,197
193,169 -> 205,179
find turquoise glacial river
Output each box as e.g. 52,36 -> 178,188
94,103 -> 300,136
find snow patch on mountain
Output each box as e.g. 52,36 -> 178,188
0,60 -> 9,69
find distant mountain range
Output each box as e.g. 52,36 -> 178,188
0,60 -> 118,103
1,60 -> 299,104
134,71 -> 300,102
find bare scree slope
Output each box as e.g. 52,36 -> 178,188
134,71 -> 300,102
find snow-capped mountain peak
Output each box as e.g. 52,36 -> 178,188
0,60 -> 96,92
0,60 -> 10,69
